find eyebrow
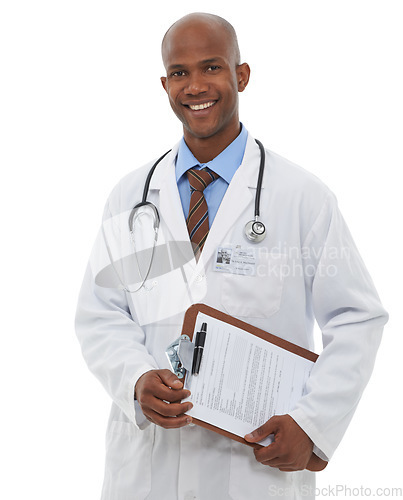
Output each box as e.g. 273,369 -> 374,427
167,57 -> 225,72
167,64 -> 186,71
200,58 -> 223,65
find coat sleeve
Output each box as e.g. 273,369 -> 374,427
75,202 -> 159,429
288,192 -> 388,461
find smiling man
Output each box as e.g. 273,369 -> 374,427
76,12 -> 388,500
160,14 -> 248,162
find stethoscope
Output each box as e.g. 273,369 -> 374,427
128,138 -> 267,245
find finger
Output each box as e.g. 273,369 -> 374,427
254,442 -> 281,463
146,408 -> 192,429
260,457 -> 290,468
151,384 -> 191,403
158,369 -> 185,390
276,462 -> 304,472
307,454 -> 328,472
260,456 -> 302,471
154,400 -> 193,418
244,416 -> 280,443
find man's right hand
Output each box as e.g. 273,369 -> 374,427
135,369 -> 193,429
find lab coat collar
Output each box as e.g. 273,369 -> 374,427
148,132 -> 263,190
148,133 -> 264,272
175,124 -> 248,185
148,142 -> 181,191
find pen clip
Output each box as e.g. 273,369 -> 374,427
191,346 -> 201,376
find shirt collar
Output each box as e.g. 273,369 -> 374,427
175,124 -> 248,184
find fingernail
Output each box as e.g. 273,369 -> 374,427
172,380 -> 182,387
186,417 -> 192,424
187,403 -> 193,410
244,433 -> 254,440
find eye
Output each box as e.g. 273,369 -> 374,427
207,65 -> 221,72
170,70 -> 186,78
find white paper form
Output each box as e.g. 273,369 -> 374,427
184,312 -> 314,446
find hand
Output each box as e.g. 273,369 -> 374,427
135,369 -> 193,429
244,414 -> 313,472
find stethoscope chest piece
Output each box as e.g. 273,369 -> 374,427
244,218 -> 266,243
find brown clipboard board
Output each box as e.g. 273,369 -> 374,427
180,303 -> 328,472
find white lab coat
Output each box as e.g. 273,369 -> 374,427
76,132 -> 388,500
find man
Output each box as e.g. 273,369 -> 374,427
76,12 -> 388,500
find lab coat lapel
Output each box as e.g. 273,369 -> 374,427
197,135 -> 261,269
149,145 -> 196,269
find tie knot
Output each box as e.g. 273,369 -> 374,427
187,167 -> 218,192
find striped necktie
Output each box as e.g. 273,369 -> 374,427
186,167 -> 218,257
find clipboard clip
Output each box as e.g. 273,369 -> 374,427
165,335 -> 194,379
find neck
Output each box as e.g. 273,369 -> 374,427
184,122 -> 242,163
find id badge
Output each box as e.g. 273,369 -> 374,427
213,245 -> 256,276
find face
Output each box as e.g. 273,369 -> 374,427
161,20 -> 250,143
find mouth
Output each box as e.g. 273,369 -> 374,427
183,100 -> 217,111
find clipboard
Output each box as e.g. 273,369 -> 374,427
178,303 -> 327,472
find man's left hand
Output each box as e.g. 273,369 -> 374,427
244,414 -> 313,472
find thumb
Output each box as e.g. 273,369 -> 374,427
158,369 -> 184,389
244,416 -> 280,442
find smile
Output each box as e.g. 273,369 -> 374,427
187,101 -> 216,111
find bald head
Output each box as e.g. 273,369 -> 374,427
162,13 -> 241,67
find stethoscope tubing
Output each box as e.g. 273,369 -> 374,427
141,149 -> 172,204
253,139 -> 265,219
128,138 -> 266,241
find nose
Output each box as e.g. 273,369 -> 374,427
184,73 -> 208,95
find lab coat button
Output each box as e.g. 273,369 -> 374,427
195,274 -> 204,283
184,492 -> 196,500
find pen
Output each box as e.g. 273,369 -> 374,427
191,322 -> 207,375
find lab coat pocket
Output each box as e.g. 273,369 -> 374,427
101,421 -> 155,500
221,252 -> 287,318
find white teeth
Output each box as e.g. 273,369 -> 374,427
189,101 -> 215,111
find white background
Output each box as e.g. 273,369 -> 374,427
1,1 -> 402,498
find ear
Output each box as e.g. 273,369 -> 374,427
236,63 -> 251,92
161,76 -> 168,93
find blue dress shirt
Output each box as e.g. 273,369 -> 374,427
175,125 -> 248,227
